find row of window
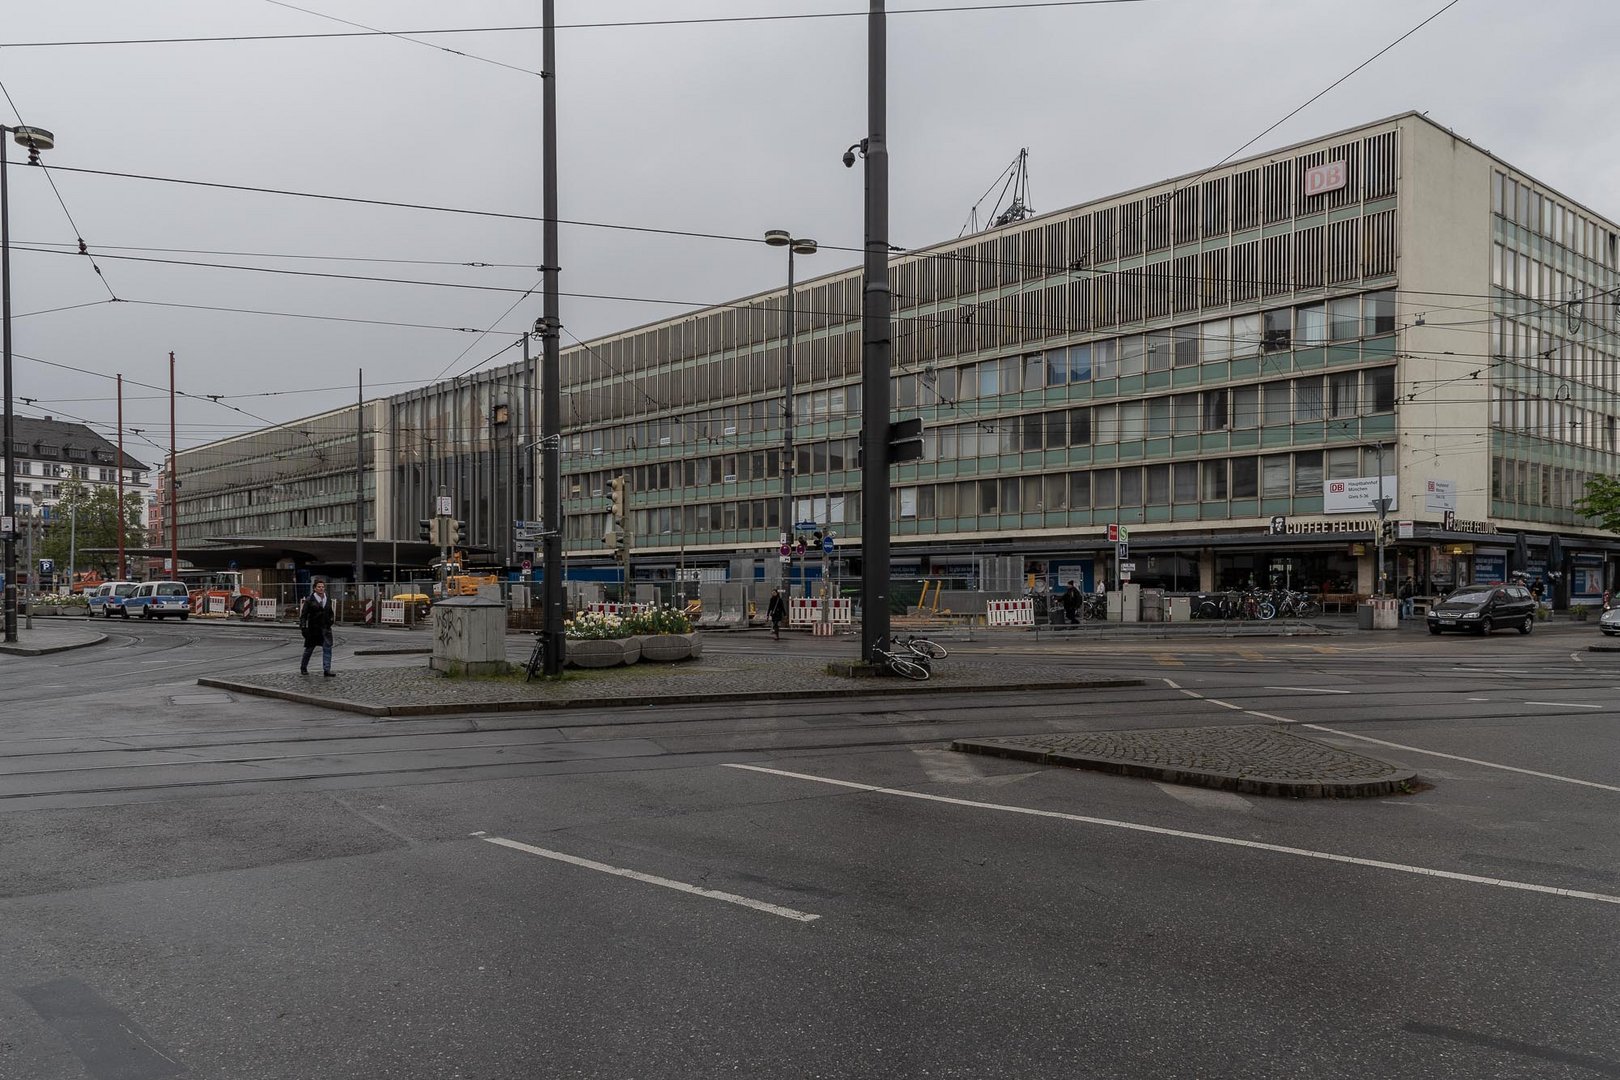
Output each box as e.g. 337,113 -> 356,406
1490,316 -> 1620,397
1493,388 -> 1618,451
1491,457 -> 1596,512
1493,171 -> 1619,269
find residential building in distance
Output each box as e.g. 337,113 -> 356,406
7,414 -> 150,518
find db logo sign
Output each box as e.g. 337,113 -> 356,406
1328,482 -> 1347,493
1304,161 -> 1347,197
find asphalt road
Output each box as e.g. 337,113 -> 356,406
0,621 -> 1615,1078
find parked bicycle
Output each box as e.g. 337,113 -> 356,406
871,638 -> 931,681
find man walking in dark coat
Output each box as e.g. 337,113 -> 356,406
1060,580 -> 1081,624
767,588 -> 788,641
298,578 -> 336,676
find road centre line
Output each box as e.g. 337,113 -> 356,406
481,836 -> 820,923
721,764 -> 1620,907
1161,679 -> 1620,793
1264,686 -> 1352,694
1523,701 -> 1605,709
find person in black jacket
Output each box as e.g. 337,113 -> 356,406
298,578 -> 336,676
767,588 -> 788,640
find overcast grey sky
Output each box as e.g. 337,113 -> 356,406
4,0 -> 1617,460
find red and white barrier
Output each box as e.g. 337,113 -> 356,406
985,598 -> 1036,627
788,597 -> 852,627
379,599 -> 407,626
206,595 -> 227,616
584,602 -> 649,617
254,598 -> 279,620
364,599 -> 376,624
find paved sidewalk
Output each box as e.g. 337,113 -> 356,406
953,725 -> 1417,798
0,619 -> 107,656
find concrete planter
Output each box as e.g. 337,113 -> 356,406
636,632 -> 702,663
566,637 -> 642,668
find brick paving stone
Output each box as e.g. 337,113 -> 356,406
952,724 -> 1417,799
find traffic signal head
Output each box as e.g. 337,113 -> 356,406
888,417 -> 925,463
609,475 -> 627,524
418,518 -> 433,542
450,519 -> 464,546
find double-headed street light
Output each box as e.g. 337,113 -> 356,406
765,229 -> 817,597
2,124 -> 53,644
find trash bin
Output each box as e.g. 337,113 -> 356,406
1356,602 -> 1375,630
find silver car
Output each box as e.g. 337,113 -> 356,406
1600,607 -> 1620,636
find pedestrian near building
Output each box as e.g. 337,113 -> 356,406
1060,580 -> 1081,625
766,588 -> 788,641
298,578 -> 336,676
1398,577 -> 1415,621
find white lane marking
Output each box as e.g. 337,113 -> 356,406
1290,726 -> 1620,792
482,836 -> 820,923
1466,698 -> 1489,702
1177,688 -> 1204,699
722,765 -> 1620,906
1153,782 -> 1253,812
1204,698 -> 1245,711
1162,678 -> 1182,690
1167,677 -> 1618,792
1263,686 -> 1351,694
1523,701 -> 1605,710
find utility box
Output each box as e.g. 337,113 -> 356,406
1167,596 -> 1191,622
431,594 -> 508,675
1140,588 -> 1164,622
1110,583 -> 1141,623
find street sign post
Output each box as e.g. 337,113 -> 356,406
822,535 -> 835,554
436,495 -> 453,516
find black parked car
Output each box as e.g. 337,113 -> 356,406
1426,584 -> 1536,635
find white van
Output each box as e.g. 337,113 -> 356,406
126,581 -> 191,620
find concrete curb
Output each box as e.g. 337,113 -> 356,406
952,725 -> 1417,799
0,632 -> 109,657
196,675 -> 1144,719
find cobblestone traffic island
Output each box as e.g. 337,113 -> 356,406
951,724 -> 1417,798
200,655 -> 1139,718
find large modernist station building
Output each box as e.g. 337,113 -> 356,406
174,112 -> 1620,603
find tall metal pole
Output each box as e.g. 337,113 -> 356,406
1,131 -> 15,642
354,368 -> 365,592
539,0 -> 566,675
858,0 -> 892,662
779,247 -> 798,596
116,373 -> 126,578
168,351 -> 178,577
522,332 -> 534,533
1374,441 -> 1388,597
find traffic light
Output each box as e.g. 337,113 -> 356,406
888,417 -> 925,463
419,518 -> 433,542
608,475 -> 627,527
450,519 -> 464,547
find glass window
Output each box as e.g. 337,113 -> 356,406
1174,462 -> 1198,503
1147,398 -> 1172,437
937,483 -> 956,517
956,363 -> 977,401
1069,344 -> 1092,382
978,362 -> 999,397
1173,393 -> 1199,434
1000,476 -> 1021,513
1263,382 -> 1291,427
1296,304 -> 1326,346
1146,331 -> 1172,371
1045,473 -> 1068,511
1326,447 -> 1359,479
1294,376 -> 1323,422
1045,348 -> 1068,387
1046,410 -> 1067,447
1328,297 -> 1360,341
1022,474 -> 1044,511
1366,367 -> 1396,412
1232,313 -> 1262,357
1146,464 -> 1170,504
1070,407 -> 1092,445
1293,450 -> 1322,495
1116,336 -> 1143,377
1024,353 -> 1046,389
1261,454 -> 1291,497
1093,404 -> 1117,444
1202,459 -> 1228,499
1201,319 -> 1231,364
1093,468 -> 1116,506
1118,466 -> 1142,506
1231,385 -> 1259,430
1262,308 -> 1292,351
1022,416 -> 1043,452
1001,356 -> 1022,394
1364,290 -> 1395,335
1173,326 -> 1200,367
1203,388 -> 1229,431
1088,341 -> 1111,380
1069,471 -> 1091,507
1118,401 -> 1145,441
977,479 -> 998,514
1231,456 -> 1258,498
1329,372 -> 1359,417
918,486 -> 936,518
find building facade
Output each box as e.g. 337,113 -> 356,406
7,415 -> 150,516
175,112 -> 1620,602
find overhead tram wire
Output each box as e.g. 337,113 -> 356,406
260,0 -> 545,77
0,3 -> 1161,49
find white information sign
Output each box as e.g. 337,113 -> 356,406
1424,478 -> 1457,512
1323,475 -> 1398,514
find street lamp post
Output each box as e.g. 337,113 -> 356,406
2,124 -> 53,644
764,230 -> 817,598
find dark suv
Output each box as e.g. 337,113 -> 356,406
1426,584 -> 1536,635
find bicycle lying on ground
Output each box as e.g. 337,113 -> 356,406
870,638 -> 932,680
890,633 -> 947,660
